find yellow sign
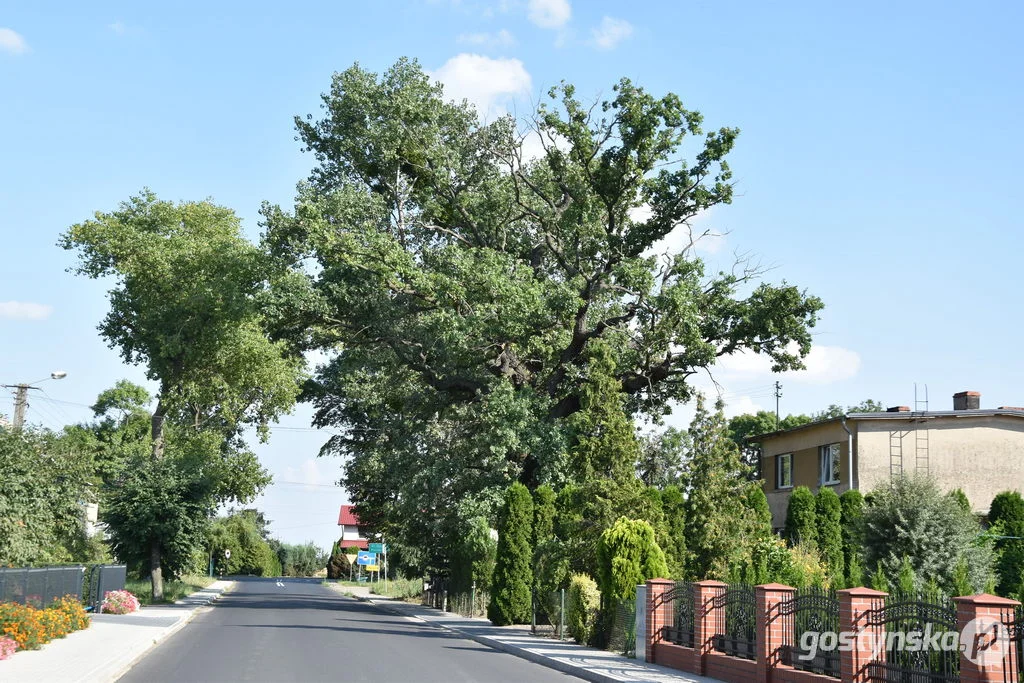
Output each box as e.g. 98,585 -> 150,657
366,564 -> 379,572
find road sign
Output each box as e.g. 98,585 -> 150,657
366,564 -> 379,572
356,551 -> 377,566
368,543 -> 386,553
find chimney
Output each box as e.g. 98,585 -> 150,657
953,391 -> 981,411
887,406 -> 910,412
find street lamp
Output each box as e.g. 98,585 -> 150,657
2,371 -> 68,429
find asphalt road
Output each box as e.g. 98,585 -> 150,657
119,577 -> 583,683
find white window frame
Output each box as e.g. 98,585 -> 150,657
819,443 -> 841,485
776,453 -> 793,489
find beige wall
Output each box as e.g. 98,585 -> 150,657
761,421 -> 853,528
856,415 -> 1024,513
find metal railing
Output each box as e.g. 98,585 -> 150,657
780,586 -> 841,679
865,589 -> 960,683
711,584 -> 757,661
86,564 -> 127,612
660,581 -> 695,648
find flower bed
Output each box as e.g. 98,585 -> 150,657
0,595 -> 91,657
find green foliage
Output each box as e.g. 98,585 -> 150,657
862,476 -> 993,594
326,542 -> 353,580
896,556 -> 918,593
815,488 -> 844,588
988,490 -> 1024,597
567,573 -> 601,646
839,489 -> 865,587
741,537 -> 827,588
949,489 -> 972,514
726,411 -> 811,471
211,511 -> 281,577
661,485 -> 687,579
870,561 -> 890,592
533,485 -> 557,547
271,59 -> 823,569
278,542 -> 329,577
637,427 -> 688,488
451,516 -> 497,594
104,455 -> 217,580
683,396 -> 763,580
746,486 -> 774,538
488,483 -> 533,625
812,400 -> 885,420
784,486 -> 817,549
0,427 -> 97,565
596,518 -> 668,602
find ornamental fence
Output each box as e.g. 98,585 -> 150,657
0,564 -> 126,611
643,579 -> 1023,683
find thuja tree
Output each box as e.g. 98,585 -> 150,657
263,58 -> 823,565
785,487 -> 817,549
683,396 -> 764,580
989,490 -> 1024,597
489,483 -> 534,625
862,476 -> 993,593
840,489 -> 865,587
815,488 -> 844,588
596,517 -> 668,601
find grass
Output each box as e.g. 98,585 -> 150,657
124,574 -> 217,605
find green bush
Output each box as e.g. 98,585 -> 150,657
784,486 -> 817,549
989,490 -> 1024,597
596,518 -> 668,601
567,573 -> 601,646
840,490 -> 865,587
862,475 -> 992,593
488,483 -> 533,625
326,541 -> 353,580
816,488 -> 844,587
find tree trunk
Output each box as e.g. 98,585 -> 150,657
150,396 -> 166,601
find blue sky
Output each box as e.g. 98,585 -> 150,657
2,0 -> 1022,550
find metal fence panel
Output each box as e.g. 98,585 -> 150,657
779,586 -> 841,679
865,589 -> 960,683
712,584 -> 757,661
0,565 -> 85,607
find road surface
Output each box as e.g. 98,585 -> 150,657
119,577 -> 582,682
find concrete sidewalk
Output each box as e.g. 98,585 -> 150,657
1,579 -> 234,683
335,587 -> 723,683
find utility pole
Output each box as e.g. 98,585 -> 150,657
3,372 -> 68,429
774,381 -> 783,428
12,384 -> 30,429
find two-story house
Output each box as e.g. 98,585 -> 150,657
758,391 -> 1024,529
337,504 -> 369,550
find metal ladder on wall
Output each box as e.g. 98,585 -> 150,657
914,384 -> 930,476
889,429 -> 904,479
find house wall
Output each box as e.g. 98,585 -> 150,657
761,421 -> 855,528
340,525 -> 362,541
856,415 -> 1024,512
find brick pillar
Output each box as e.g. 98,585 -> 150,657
756,583 -> 795,683
838,587 -> 887,683
954,593 -> 1020,683
693,580 -> 727,675
645,578 -> 674,663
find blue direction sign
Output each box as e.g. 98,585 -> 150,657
356,551 -> 377,566
368,543 -> 386,553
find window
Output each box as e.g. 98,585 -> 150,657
819,443 -> 841,485
776,453 -> 793,489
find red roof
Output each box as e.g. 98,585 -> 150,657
338,504 -> 360,526
338,538 -> 369,550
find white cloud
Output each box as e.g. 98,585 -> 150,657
0,301 -> 52,320
0,28 -> 28,55
457,28 -> 516,48
717,344 -> 862,385
528,0 -> 571,28
431,53 -> 532,120
590,16 -> 633,50
108,21 -> 126,35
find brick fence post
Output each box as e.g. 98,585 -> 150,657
693,580 -> 727,675
954,593 -> 1020,683
838,587 -> 887,683
645,578 -> 674,663
756,583 -> 795,683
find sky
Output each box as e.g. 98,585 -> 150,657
2,0 -> 1023,551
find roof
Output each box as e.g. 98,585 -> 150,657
338,505 -> 360,526
751,409 -> 1024,442
337,538 -> 369,550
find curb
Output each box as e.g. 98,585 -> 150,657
107,581 -> 235,683
352,595 -> 633,683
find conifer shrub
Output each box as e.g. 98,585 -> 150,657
784,486 -> 817,549
488,482 -> 533,625
815,488 -> 844,588
596,518 -> 668,602
839,489 -> 865,587
989,490 -> 1024,597
567,573 -> 601,646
